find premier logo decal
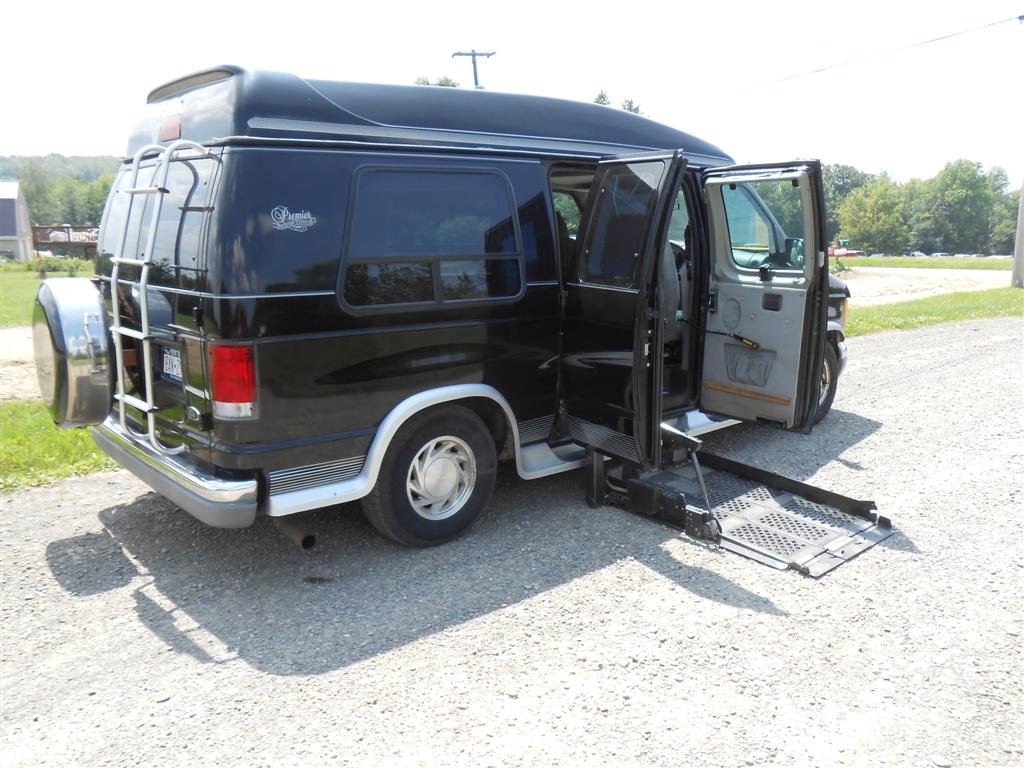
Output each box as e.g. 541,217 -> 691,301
270,206 -> 317,232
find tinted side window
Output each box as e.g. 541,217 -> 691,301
342,169 -> 524,309
349,171 -> 516,258
580,161 -> 665,288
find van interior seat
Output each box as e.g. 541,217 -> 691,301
659,240 -> 684,344
554,211 -> 574,264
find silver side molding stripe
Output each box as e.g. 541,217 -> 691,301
265,384 -> 582,518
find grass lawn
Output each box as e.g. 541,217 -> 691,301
846,287 -> 1024,337
0,271 -> 42,328
0,401 -> 115,491
839,257 -> 1012,270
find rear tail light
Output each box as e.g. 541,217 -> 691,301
209,344 -> 256,419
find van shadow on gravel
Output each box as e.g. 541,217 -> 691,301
44,411 -> 910,676
698,409 -> 882,480
45,470 -> 788,676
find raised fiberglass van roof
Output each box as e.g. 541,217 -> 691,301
131,66 -> 733,164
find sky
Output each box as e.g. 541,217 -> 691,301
3,0 -> 1022,185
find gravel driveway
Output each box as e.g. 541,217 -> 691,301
2,318 -> 1022,767
840,267 -> 1011,307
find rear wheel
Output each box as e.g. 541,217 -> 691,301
361,405 -> 497,546
814,344 -> 839,424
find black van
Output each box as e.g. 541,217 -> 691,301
35,66 -> 879,575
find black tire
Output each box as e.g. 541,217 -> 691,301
814,344 -> 839,424
361,405 -> 497,547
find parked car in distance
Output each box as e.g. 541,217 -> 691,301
932,252 -> 951,257
868,253 -> 886,258
904,251 -> 927,257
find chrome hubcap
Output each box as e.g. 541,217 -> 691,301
818,358 -> 832,407
406,436 -> 476,521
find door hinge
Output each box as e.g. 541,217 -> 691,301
708,289 -> 718,313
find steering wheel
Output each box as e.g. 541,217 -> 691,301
765,250 -> 793,269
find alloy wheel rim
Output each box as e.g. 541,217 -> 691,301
818,357 -> 832,407
406,436 -> 476,521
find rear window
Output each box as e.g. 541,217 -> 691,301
98,157 -> 218,290
341,168 -> 524,310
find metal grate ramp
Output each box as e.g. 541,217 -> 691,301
646,457 -> 892,577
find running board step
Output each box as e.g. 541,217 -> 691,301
620,453 -> 892,577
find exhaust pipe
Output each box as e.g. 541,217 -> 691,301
273,516 -> 316,550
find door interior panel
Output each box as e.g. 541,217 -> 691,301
700,165 -> 826,429
702,283 -> 807,424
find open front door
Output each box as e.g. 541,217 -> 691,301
700,162 -> 828,432
561,151 -> 687,465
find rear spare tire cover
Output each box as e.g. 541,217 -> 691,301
32,278 -> 112,427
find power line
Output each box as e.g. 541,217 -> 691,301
738,13 -> 1023,92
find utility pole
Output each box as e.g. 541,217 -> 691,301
451,49 -> 495,89
1012,175 -> 1023,288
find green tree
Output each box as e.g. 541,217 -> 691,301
414,76 -> 459,87
822,164 -> 873,243
2,155 -> 119,225
553,193 -> 581,235
902,177 -> 941,253
593,90 -> 610,105
989,188 -> 1020,254
928,159 -> 994,252
838,175 -> 909,255
751,181 -> 802,238
620,98 -> 641,114
1,154 -> 119,183
985,167 -> 1019,254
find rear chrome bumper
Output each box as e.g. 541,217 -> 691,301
92,417 -> 258,528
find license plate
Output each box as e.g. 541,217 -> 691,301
162,347 -> 183,382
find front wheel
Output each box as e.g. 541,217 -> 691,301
814,344 -> 839,424
361,405 -> 497,547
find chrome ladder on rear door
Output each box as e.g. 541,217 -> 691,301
108,140 -> 211,455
